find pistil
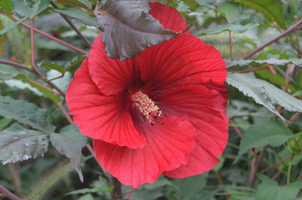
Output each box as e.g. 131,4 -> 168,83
132,91 -> 162,125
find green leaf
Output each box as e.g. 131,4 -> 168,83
0,16 -> 27,35
0,96 -> 56,134
46,70 -> 71,93
195,23 -> 259,36
11,0 -> 50,17
226,58 -> 302,68
50,125 -> 87,182
4,79 -> 43,96
0,123 -> 49,165
11,0 -> 32,17
212,156 -> 225,172
255,70 -> 297,93
194,0 -> 216,6
78,194 -> 94,200
31,0 -> 50,16
95,0 -> 180,61
169,172 -> 208,200
176,0 -> 199,10
293,90 -> 302,97
53,6 -> 97,26
235,119 -> 294,163
140,177 -> 174,190
65,185 -> 114,195
233,0 -> 286,29
37,55 -> 86,74
217,2 -> 239,23
0,118 -> 12,130
76,0 -> 91,9
226,73 -> 302,121
34,37 -> 74,51
57,0 -> 92,9
14,74 -> 62,103
256,175 -> 302,200
0,64 -> 20,80
0,15 -> 29,63
0,0 -> 13,13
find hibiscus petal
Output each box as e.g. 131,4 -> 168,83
157,85 -> 229,177
88,37 -> 138,96
149,3 -> 187,32
137,34 -> 227,95
93,116 -> 196,188
163,144 -> 220,178
66,59 -> 145,149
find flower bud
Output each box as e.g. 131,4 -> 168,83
286,132 -> 302,155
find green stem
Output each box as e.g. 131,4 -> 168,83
25,159 -> 73,200
287,156 -> 293,184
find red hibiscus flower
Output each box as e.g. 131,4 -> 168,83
66,3 -> 229,188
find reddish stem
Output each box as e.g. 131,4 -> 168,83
0,185 -> 22,200
229,31 -> 233,61
285,112 -> 300,126
270,20 -> 300,54
242,19 -> 302,60
30,18 -> 35,69
229,119 -> 243,138
26,77 -> 61,95
11,17 -> 88,55
214,171 -> 230,200
258,155 -> 292,174
50,2 -> 92,48
294,139 -> 302,153
271,170 -> 282,180
0,59 -> 66,96
268,65 -> 276,74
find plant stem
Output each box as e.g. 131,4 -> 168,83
271,170 -> 282,180
30,18 -> 35,69
50,2 -> 92,48
0,59 -> 66,96
233,65 -> 269,73
26,77 -> 61,95
250,145 -> 268,187
258,155 -> 292,174
0,184 -> 22,200
294,16 -> 301,58
285,112 -> 300,126
229,31 -> 233,61
8,164 -> 22,194
214,171 -> 230,200
242,19 -> 302,60
270,20 -> 300,54
9,16 -> 88,55
287,156 -> 293,184
297,170 -> 302,182
109,175 -> 122,200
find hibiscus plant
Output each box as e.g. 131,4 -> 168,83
1,0 -> 302,200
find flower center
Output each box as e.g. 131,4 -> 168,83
131,91 -> 162,125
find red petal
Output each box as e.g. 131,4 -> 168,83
66,59 -> 145,148
87,3 -> 186,96
93,116 -> 196,188
157,85 -> 229,177
163,144 -> 220,178
149,3 -> 187,32
88,37 -> 138,96
137,34 -> 227,95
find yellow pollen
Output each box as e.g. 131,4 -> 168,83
132,91 -> 162,124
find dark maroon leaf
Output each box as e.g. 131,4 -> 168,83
95,0 -> 179,61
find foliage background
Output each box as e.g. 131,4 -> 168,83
1,0 -> 302,199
